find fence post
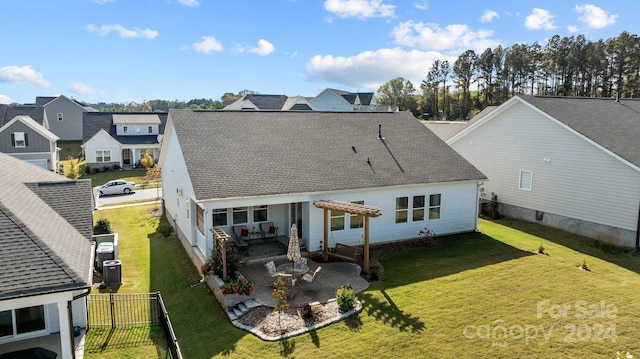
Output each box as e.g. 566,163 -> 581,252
110,291 -> 116,329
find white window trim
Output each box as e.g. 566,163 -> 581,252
395,196 -> 409,224
13,132 -> 26,148
57,113 -> 63,122
123,126 -> 128,134
428,193 -> 441,220
96,150 -> 111,162
519,170 -> 533,191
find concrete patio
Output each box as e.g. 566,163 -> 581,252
240,257 -> 369,308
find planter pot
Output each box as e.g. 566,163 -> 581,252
206,273 -> 255,309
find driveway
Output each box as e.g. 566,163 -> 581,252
95,187 -> 162,208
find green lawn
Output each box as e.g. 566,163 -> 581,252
89,207 -> 640,358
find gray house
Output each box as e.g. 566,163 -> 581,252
0,152 -> 94,358
35,95 -> 97,141
0,114 -> 59,171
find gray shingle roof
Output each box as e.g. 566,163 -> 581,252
425,106 -> 497,141
0,153 -> 93,300
243,94 -> 289,110
0,104 -> 46,127
169,110 -> 486,200
83,112 -> 168,145
518,95 -> 640,168
35,96 -> 56,106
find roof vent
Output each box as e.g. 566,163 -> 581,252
377,124 -> 384,140
352,146 -> 357,153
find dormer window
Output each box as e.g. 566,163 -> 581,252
12,132 -> 27,147
123,126 -> 128,134
57,113 -> 63,122
148,126 -> 153,134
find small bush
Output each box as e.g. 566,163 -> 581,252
93,218 -> 112,235
538,244 -> 545,254
158,222 -> 174,237
102,166 -> 110,173
336,283 -> 356,312
301,302 -> 320,320
112,164 -> 121,171
85,165 -> 91,175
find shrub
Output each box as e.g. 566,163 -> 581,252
102,166 -> 110,173
220,277 -> 254,296
85,165 -> 91,175
336,283 -> 356,312
158,222 -> 173,237
93,218 -> 112,235
301,302 -> 319,320
204,246 -> 247,280
538,244 -> 545,254
486,193 -> 501,219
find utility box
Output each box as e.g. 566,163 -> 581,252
103,260 -> 122,285
96,242 -> 114,271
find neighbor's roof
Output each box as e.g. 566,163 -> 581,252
0,153 -> 93,300
0,104 -> 46,127
83,112 -> 168,145
168,110 -> 486,200
224,94 -> 290,110
113,113 -> 162,125
518,95 -> 640,168
425,106 -> 497,141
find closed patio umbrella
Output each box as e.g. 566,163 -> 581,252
287,223 -> 301,264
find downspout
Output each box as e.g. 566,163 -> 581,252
475,181 -> 483,231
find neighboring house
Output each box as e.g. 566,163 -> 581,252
447,95 -> 640,247
0,115 -> 59,171
424,106 -> 497,141
0,104 -> 49,129
0,152 -> 94,359
224,94 -> 315,111
34,95 -> 97,141
158,110 -> 486,267
82,112 -> 167,171
310,88 -> 392,112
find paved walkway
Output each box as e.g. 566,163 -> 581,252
241,257 -> 369,307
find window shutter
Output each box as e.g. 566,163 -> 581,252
11,133 -> 15,147
24,133 -> 28,146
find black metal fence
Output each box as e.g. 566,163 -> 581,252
88,292 -> 183,359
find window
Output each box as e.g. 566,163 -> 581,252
135,126 -> 141,133
95,150 -> 111,162
148,126 -> 153,134
232,207 -> 248,224
0,306 -> 46,338
11,132 -> 27,147
331,210 -> 345,231
519,170 -> 532,191
212,208 -> 227,226
253,205 -> 268,222
196,204 -> 204,233
123,126 -> 128,134
350,200 -> 364,229
429,194 -> 441,220
413,195 -> 425,221
395,197 -> 408,223
57,113 -> 63,122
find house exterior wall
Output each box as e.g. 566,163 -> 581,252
44,97 -> 87,141
83,131 -> 122,168
310,91 -> 352,111
0,121 -> 52,153
450,100 -> 640,247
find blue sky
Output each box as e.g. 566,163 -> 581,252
0,0 -> 637,105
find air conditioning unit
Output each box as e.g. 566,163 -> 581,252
103,260 -> 122,285
95,242 -> 114,271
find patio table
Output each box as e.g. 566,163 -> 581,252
277,263 -> 309,279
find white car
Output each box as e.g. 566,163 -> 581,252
96,180 -> 136,197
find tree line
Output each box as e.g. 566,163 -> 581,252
87,91 -> 256,112
376,31 -> 640,120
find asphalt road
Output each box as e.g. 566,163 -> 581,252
95,187 -> 163,208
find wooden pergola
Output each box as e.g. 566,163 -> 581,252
313,200 -> 382,274
210,227 -> 231,281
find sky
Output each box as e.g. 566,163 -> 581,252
0,0 -> 638,105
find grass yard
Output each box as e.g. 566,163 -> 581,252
89,206 -> 640,358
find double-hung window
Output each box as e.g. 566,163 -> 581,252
429,194 -> 441,220
519,170 -> 533,191
253,205 -> 268,222
11,132 -> 27,147
232,207 -> 248,224
96,150 -> 111,162
212,208 -> 227,226
350,200 -> 364,229
0,306 -> 46,338
395,197 -> 408,223
413,195 -> 425,221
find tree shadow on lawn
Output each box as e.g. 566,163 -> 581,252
493,218 -> 640,275
358,290 -> 424,333
378,231 -> 534,288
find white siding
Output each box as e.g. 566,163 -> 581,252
452,100 -> 640,232
84,131 -> 121,164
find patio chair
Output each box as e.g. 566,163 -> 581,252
259,222 -> 279,240
294,257 -> 308,272
232,225 -> 251,244
265,261 -> 279,279
302,266 -> 321,285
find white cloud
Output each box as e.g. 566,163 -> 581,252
0,95 -> 12,104
391,21 -> 500,53
567,25 -> 579,33
177,0 -> 199,6
525,8 -> 557,30
69,82 -> 98,95
413,0 -> 428,11
574,4 -> 617,29
248,39 -> 275,56
191,36 -> 223,53
323,0 -> 395,19
86,24 -> 158,39
0,65 -> 51,88
306,47 -> 455,90
480,10 -> 499,23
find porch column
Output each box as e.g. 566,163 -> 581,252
57,301 -> 73,359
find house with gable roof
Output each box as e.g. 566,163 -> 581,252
447,95 -> 640,247
311,88 -> 392,112
0,114 -> 59,171
34,95 -> 98,141
158,110 -> 486,267
223,94 -> 315,111
82,112 -> 167,171
0,152 -> 94,358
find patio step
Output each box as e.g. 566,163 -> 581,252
237,302 -> 248,312
227,299 -> 261,321
244,299 -> 260,309
227,309 -> 238,321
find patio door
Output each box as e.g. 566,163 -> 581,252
122,149 -> 131,165
290,202 -> 303,238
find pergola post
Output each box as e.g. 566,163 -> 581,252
323,208 -> 329,262
364,215 -> 370,274
210,228 -> 231,281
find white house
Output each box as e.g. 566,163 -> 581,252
0,153 -> 94,359
447,95 -> 640,247
82,112 -> 167,171
158,110 -> 486,267
310,89 -> 392,112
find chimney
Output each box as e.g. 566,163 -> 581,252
377,124 -> 384,140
